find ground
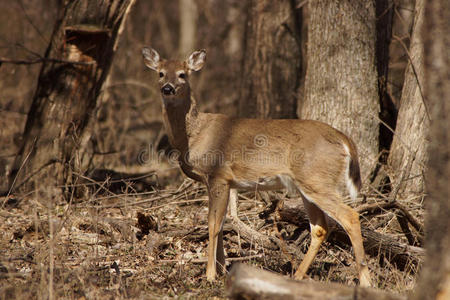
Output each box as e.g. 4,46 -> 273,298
0,178 -> 421,299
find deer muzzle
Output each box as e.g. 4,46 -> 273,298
161,83 -> 176,95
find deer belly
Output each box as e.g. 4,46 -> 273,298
230,174 -> 297,193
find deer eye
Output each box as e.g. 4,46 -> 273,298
159,72 -> 164,78
178,73 -> 186,79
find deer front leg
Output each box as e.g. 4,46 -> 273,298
206,179 -> 230,282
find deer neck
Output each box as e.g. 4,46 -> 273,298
161,89 -> 198,154
162,90 -> 204,182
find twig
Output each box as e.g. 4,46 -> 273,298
0,56 -> 96,66
157,254 -> 263,264
227,255 -> 264,261
357,201 -> 397,215
357,199 -> 424,235
16,0 -> 48,45
71,171 -> 119,200
375,115 -> 425,166
228,214 -> 307,268
145,198 -> 207,210
47,191 -> 54,300
392,34 -> 430,121
296,0 -> 308,9
106,80 -> 153,91
3,138 -> 37,204
396,210 -> 419,246
393,201 -> 424,234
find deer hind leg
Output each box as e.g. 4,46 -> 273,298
310,193 -> 372,287
294,197 -> 329,280
227,188 -> 238,218
206,179 -> 230,282
333,203 -> 371,287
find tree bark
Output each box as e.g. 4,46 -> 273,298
300,0 -> 379,180
412,0 -> 450,299
387,0 -> 415,108
375,0 -> 396,159
239,0 -> 301,119
178,0 -> 197,56
8,0 -> 136,194
387,0 -> 429,203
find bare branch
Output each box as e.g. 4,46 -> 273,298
0,56 -> 96,66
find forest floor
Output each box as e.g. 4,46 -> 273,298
0,176 -> 423,299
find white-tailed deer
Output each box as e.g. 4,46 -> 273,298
142,47 -> 372,287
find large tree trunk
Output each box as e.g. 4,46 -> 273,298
387,0 -> 429,203
239,0 -> 301,119
8,0 -> 135,194
300,0 -> 379,180
412,0 -> 450,299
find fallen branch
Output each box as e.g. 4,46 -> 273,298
157,254 -> 263,264
227,263 -> 406,300
175,214 -> 304,264
357,201 -> 424,235
229,216 -> 278,250
0,56 -> 96,66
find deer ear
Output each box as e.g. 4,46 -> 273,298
142,47 -> 160,71
186,49 -> 206,72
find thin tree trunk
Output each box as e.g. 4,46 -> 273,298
8,0 -> 136,194
375,0 -> 396,159
412,0 -> 450,299
387,0 -> 429,203
300,0 -> 379,180
387,0 -> 415,108
178,0 -> 197,56
239,0 -> 301,119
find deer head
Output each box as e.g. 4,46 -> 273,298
142,47 -> 206,106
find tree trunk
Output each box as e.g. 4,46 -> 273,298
387,0 -> 415,108
412,0 -> 450,299
8,0 -> 136,194
239,0 -> 301,119
300,0 -> 379,180
178,0 -> 197,56
387,0 -> 429,203
375,0 -> 396,160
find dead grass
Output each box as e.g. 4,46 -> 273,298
0,177 -> 422,299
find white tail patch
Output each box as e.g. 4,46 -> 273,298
343,143 -> 358,201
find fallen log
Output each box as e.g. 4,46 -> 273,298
227,263 -> 407,300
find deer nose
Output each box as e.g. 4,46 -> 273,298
161,83 -> 175,95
